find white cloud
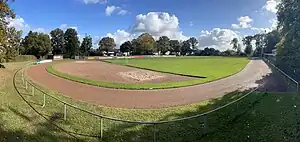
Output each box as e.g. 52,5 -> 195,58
99,12 -> 189,47
250,18 -> 278,33
59,24 -> 78,31
6,16 -> 30,32
105,6 -> 117,16
32,28 -> 46,33
198,28 -> 243,51
105,30 -> 135,46
132,12 -> 188,41
231,16 -> 253,29
105,6 -> 128,16
118,10 -> 128,15
6,16 -> 47,35
83,0 -> 107,4
263,0 -> 280,13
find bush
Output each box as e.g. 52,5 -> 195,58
14,55 -> 37,62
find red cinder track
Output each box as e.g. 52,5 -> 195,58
26,60 -> 271,109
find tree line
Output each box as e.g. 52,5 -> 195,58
230,30 -> 280,57
0,0 -> 285,65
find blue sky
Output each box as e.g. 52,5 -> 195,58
8,0 -> 279,50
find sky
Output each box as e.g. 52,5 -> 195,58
7,0 -> 280,51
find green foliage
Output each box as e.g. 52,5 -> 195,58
188,37 -> 198,51
157,36 -> 171,55
230,38 -> 239,51
243,36 -> 253,56
98,36 -> 116,53
14,55 -> 36,62
120,41 -> 132,54
50,28 -> 64,55
64,28 -> 79,58
3,27 -> 22,62
0,0 -> 18,63
264,30 -> 280,53
276,0 -> 300,74
181,40 -> 191,55
79,35 -> 92,56
136,33 -> 157,55
170,40 -> 181,55
21,31 -> 52,58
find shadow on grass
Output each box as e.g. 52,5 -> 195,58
0,108 -> 86,142
98,65 -> 294,142
98,89 -> 267,142
259,59 -> 295,92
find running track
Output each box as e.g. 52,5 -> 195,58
26,60 -> 271,109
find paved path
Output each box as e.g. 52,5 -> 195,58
26,60 -> 271,109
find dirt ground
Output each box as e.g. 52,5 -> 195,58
53,61 -> 195,84
25,59 -> 286,109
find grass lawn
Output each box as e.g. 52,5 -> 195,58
106,56 -> 249,78
47,56 -> 249,90
2,61 -> 300,141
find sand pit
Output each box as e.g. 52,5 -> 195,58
53,61 -> 194,84
118,71 -> 164,81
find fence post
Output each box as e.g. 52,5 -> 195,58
297,82 -> 299,93
64,103 -> 67,120
100,117 -> 103,139
42,94 -> 46,108
153,124 -> 157,142
32,86 -> 35,96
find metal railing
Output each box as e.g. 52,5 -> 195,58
15,65 -> 260,141
263,58 -> 299,92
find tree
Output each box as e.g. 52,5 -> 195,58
50,28 -> 64,55
231,38 -> 239,51
64,28 -> 80,58
243,36 -> 253,56
4,27 -> 22,61
0,0 -> 16,64
276,0 -> 300,74
157,36 -> 171,55
22,31 -> 52,58
98,37 -> 116,53
120,41 -> 132,55
181,40 -> 191,55
188,37 -> 198,51
264,30 -> 280,53
170,40 -> 181,55
253,34 -> 265,57
136,33 -> 157,55
79,35 -> 92,56
131,38 -> 142,55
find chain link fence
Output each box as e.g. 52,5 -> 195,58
263,57 -> 299,92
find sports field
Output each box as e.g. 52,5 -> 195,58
47,57 -> 249,89
107,57 -> 249,79
2,61 -> 299,141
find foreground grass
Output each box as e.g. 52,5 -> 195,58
2,62 -> 300,141
47,56 -> 249,89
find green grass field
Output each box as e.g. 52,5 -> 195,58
1,61 -> 300,141
106,56 -> 249,78
47,57 -> 249,89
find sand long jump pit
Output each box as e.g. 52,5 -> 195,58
53,61 -> 194,84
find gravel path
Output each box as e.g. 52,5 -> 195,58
26,60 -> 272,109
